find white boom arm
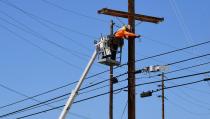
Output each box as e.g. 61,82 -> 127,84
59,49 -> 98,119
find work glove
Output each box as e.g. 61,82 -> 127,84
136,35 -> 141,38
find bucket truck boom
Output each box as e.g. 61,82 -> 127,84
59,49 -> 97,119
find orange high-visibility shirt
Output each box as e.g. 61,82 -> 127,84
114,28 -> 137,39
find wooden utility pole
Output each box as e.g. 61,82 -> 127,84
98,2 -> 163,119
109,20 -> 114,119
161,73 -> 165,119
127,0 -> 136,118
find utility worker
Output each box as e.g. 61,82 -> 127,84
110,25 -> 140,60
114,25 -> 140,39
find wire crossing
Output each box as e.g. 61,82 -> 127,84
1,49 -> 209,111
11,70 -> 210,119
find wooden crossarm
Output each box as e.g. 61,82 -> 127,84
98,8 -> 164,24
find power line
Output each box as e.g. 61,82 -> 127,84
12,95 -> 91,119
6,84 -> 108,118
40,0 -> 122,29
29,14 -> 98,39
0,22 -> 80,70
172,85 -> 210,110
141,75 -> 210,112
0,0 -> 95,60
120,100 -> 128,119
169,91 -> 210,111
41,0 -> 108,24
165,53 -> 210,66
48,60 -> 210,105
15,70 -> 210,119
86,40 -> 210,87
0,0 -> 209,118
4,0 -> 210,67
0,2 -> 115,110
16,89 -> 115,119
8,52 -> 210,110
117,39 -> 210,75
168,0 -> 210,64
0,67 -> 126,110
168,82 -> 210,106
0,24 -> 90,119
115,16 -> 126,26
135,53 -> 210,74
153,79 -> 205,93
0,28 -> 208,112
46,38 -> 210,92
0,72 -> 128,118
135,61 -> 210,86
168,0 -> 194,45
0,9 -> 91,51
2,0 -> 210,76
167,98 -> 210,116
3,82 -> 111,116
180,84 -> 210,95
135,70 -> 210,87
164,61 -> 210,75
0,84 -> 44,106
1,52 -> 209,111
0,25 -> 92,119
135,40 -> 210,63
135,21 -> 143,27
3,70 -> 210,119
0,0 -> 98,40
142,35 -> 209,62
0,80 -> 77,110
1,0 -> 106,70
4,21 -> 205,116
167,83 -> 210,111
81,61 -> 210,96
0,16 -> 89,60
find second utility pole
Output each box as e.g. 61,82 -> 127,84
161,73 -> 165,119
109,20 -> 114,119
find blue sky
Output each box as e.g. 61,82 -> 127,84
0,0 -> 210,119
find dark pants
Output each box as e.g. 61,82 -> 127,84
110,38 -> 124,60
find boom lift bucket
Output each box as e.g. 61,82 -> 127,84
96,35 -> 122,66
